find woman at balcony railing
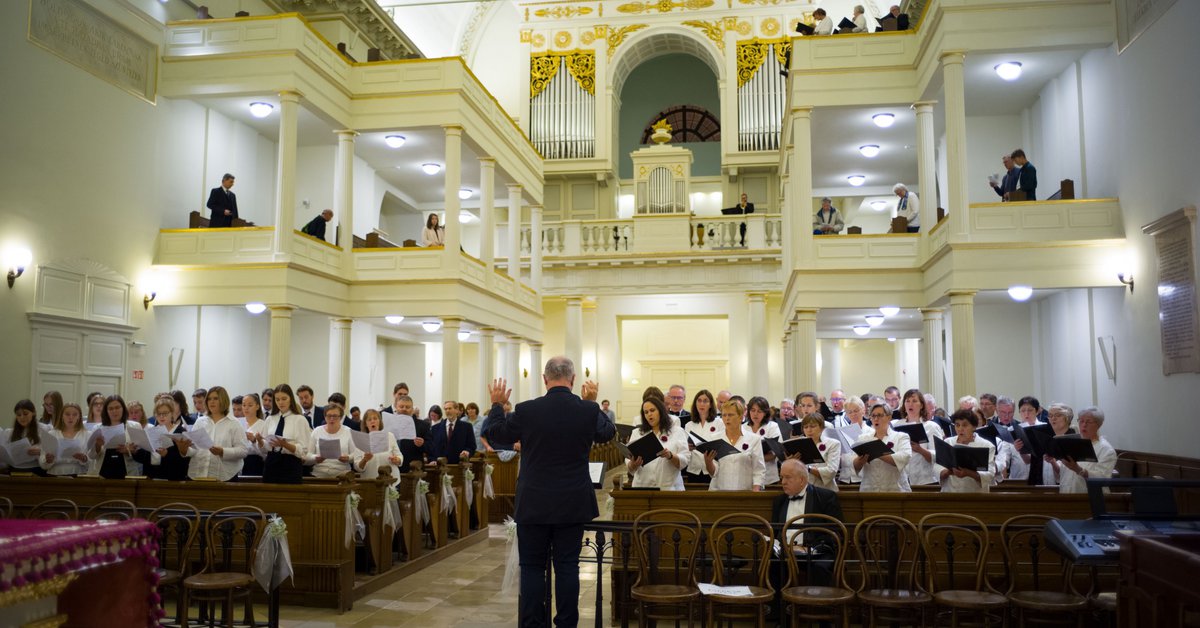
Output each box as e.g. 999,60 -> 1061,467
423,213 -> 445,247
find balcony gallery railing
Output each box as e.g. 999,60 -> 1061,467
522,214 -> 783,257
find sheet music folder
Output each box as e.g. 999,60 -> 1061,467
850,439 -> 892,460
933,438 -> 991,471
695,438 -> 740,460
782,437 -> 824,465
893,422 -> 928,443
616,431 -> 666,462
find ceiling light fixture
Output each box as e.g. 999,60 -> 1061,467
457,330 -> 471,341
879,306 -> 900,317
888,337 -> 897,342
994,62 -> 1023,81
458,211 -> 473,224
847,175 -> 867,187
865,314 -> 885,327
859,144 -> 881,158
458,188 -> 473,200
1007,285 -> 1034,302
852,325 -> 871,336
870,200 -> 888,211
385,315 -> 404,325
872,113 -> 895,128
421,163 -> 442,175
248,102 -> 274,118
384,135 -> 406,148
421,320 -> 442,333
245,302 -> 267,314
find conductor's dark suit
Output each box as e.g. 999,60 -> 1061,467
205,186 -> 239,227
428,418 -> 477,461
772,484 -> 844,586
484,386 -> 616,628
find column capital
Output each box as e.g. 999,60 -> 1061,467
479,157 -> 496,167
919,307 -> 945,317
790,106 -> 814,116
268,305 -> 295,315
947,290 -> 978,303
278,89 -> 304,102
746,291 -> 768,303
527,341 -> 543,348
794,308 -> 819,321
479,326 -> 497,333
911,101 -> 938,112
565,296 -> 583,305
787,319 -> 800,330
530,204 -> 544,212
507,183 -> 524,194
939,50 -> 967,65
333,129 -> 359,138
443,124 -> 464,136
441,316 -> 465,326
331,317 -> 354,325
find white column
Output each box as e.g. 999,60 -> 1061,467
528,342 -> 543,401
941,52 -> 969,238
329,318 -> 352,397
948,291 -> 977,402
273,91 -> 302,258
920,308 -> 945,404
794,308 -> 818,394
479,158 -> 496,270
912,101 -> 937,231
441,317 -> 463,402
442,126 -> 463,269
506,336 -> 522,404
333,130 -> 357,268
478,327 -> 495,402
530,204 -> 544,292
267,306 -> 294,386
819,339 -> 841,396
565,296 -> 583,371
789,107 -> 814,268
782,331 -> 792,399
507,184 -> 523,283
747,293 -> 767,396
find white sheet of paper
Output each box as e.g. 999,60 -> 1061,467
589,461 -> 605,485
39,431 -> 58,460
58,436 -> 83,460
84,422 -> 102,432
128,426 -> 153,452
145,425 -> 171,449
383,414 -> 417,442
8,438 -> 37,467
101,425 -> 126,449
369,431 -> 390,454
187,427 -> 214,450
0,442 -> 12,467
349,430 -> 370,453
697,583 -> 755,597
318,438 -> 341,459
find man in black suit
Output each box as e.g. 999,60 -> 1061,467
382,394 -> 430,472
296,385 -> 324,429
772,459 -> 844,588
877,4 -> 910,30
428,401 -> 477,461
1010,149 -> 1038,201
205,173 -> 238,227
990,154 -> 1019,199
328,392 -> 358,431
301,209 -> 333,241
484,357 -> 615,628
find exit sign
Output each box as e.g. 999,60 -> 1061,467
132,370 -> 144,380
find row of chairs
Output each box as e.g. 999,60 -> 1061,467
629,510 -> 1105,628
3,496 -> 268,628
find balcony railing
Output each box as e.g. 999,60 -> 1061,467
523,214 -> 783,258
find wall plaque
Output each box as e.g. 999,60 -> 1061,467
1116,0 -> 1177,54
28,0 -> 157,103
1143,206 -> 1200,375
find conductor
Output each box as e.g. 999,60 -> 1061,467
484,357 -> 616,627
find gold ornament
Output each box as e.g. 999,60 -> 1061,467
530,50 -> 596,97
762,17 -> 780,35
520,29 -> 532,43
682,19 -> 725,52
650,119 -> 673,144
736,40 -> 770,87
581,30 -> 595,44
617,0 -> 713,14
532,33 -> 546,48
533,5 -> 595,19
736,20 -> 752,35
605,23 -> 648,59
554,31 -> 573,48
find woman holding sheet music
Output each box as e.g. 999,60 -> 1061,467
355,409 -> 403,483
937,410 -> 996,493
896,388 -> 942,486
745,396 -> 781,485
798,414 -> 841,491
7,399 -> 47,475
854,403 -> 911,492
184,386 -> 246,481
262,384 -> 310,484
705,398 -> 765,491
682,390 -> 719,483
626,396 -> 689,490
1040,403 -> 1077,487
128,398 -> 189,481
308,404 -> 359,478
1053,407 -> 1117,494
241,393 -> 267,477
89,395 -> 140,479
40,402 -> 90,476
837,397 -> 869,484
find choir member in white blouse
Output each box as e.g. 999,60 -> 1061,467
837,397 -> 869,484
262,384 -> 311,484
308,404 -> 360,478
705,398 -> 765,491
1052,406 -> 1117,494
185,386 -> 247,481
422,213 -> 445,247
626,396 -> 689,490
241,393 -> 268,477
937,410 -> 996,493
682,389 -> 720,483
797,413 -> 841,491
8,399 -> 46,475
745,396 -> 782,485
40,402 -> 90,476
854,403 -> 912,492
896,388 -> 943,486
84,392 -> 105,430
1041,403 -> 1078,487
355,409 -> 403,484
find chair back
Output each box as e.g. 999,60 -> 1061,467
918,513 -> 993,594
201,505 -> 267,576
632,509 -> 703,589
29,498 -> 79,520
84,499 -> 139,521
852,514 -> 924,593
709,513 -> 775,589
150,502 -> 202,578
781,513 -> 848,589
0,496 -> 12,518
1000,514 -> 1073,595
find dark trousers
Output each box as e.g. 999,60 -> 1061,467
517,522 -> 585,628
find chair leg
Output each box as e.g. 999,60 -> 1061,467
179,589 -> 190,628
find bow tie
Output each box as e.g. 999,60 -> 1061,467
789,493 -> 806,502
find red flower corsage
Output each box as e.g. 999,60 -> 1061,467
885,442 -> 894,449
660,435 -> 668,442
710,426 -> 717,432
818,443 -> 826,451
759,428 -> 766,435
742,443 -> 749,451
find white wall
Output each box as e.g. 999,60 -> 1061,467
1024,63 -> 1084,198
966,115 -> 1024,204
466,3 -> 524,123
289,311 -> 332,399
973,302 -> 1035,399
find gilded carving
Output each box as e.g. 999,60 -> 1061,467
617,0 -> 714,14
530,50 -> 596,97
736,20 -> 752,35
761,17 -> 780,35
772,39 -> 791,67
581,30 -> 595,44
735,38 -> 790,87
554,30 -> 573,47
520,29 -> 533,43
682,19 -> 726,52
532,33 -> 546,47
534,5 -> 595,19
673,165 -> 684,176
605,23 -> 648,59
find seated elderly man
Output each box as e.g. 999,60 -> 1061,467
772,459 -> 844,587
813,197 -> 845,235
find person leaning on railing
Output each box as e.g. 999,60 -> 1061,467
813,197 -> 845,235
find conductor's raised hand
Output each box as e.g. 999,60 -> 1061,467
581,380 -> 599,401
489,378 -> 511,405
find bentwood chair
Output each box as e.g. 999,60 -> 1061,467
918,513 -> 1009,627
149,502 -> 202,627
84,499 -> 139,521
0,496 -> 12,518
1000,515 -> 1087,627
853,514 -> 933,627
182,505 -> 266,628
705,513 -> 777,627
780,513 -> 856,628
630,508 -> 704,627
28,498 -> 80,520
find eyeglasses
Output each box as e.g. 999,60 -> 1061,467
668,395 -> 685,401
829,397 -> 846,402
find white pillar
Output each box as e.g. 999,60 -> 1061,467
747,293 -> 767,396
941,52 -> 969,238
530,204 -> 544,292
913,101 -> 937,230
948,291 -> 977,402
506,336 -> 522,404
819,339 -> 841,396
441,317 -> 463,402
329,318 -> 352,397
565,296 -> 583,371
782,330 -> 792,399
478,327 -> 495,402
920,308 -> 945,404
442,126 -> 463,269
273,91 -> 302,258
794,308 -> 818,394
479,158 -> 496,270
267,306 -> 294,386
507,184 -> 523,282
789,107 -> 814,268
333,129 -> 357,268
529,343 -> 543,397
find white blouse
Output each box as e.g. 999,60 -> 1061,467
837,423 -> 868,483
937,434 -> 996,493
244,419 -> 269,456
684,418 -> 721,477
708,427 -> 765,491
423,226 -> 445,247
899,420 -> 944,486
185,414 -> 248,481
355,431 -> 403,484
263,412 -> 311,460
856,429 -> 912,493
39,428 -> 90,476
745,421 -> 782,485
87,422 -> 144,476
308,424 -> 360,478
807,434 -> 842,491
1057,437 -> 1117,494
628,427 -> 690,491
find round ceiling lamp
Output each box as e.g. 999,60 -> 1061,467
245,302 -> 267,314
859,144 -> 881,158
852,325 -> 871,336
872,113 -> 895,128
865,314 -> 885,327
847,175 -> 867,187
870,200 -> 888,211
879,306 -> 900,317
458,188 -> 473,200
248,102 -> 274,118
385,315 -> 404,325
421,320 -> 442,333
384,135 -> 407,148
421,163 -> 442,175
1007,285 -> 1034,301
995,62 -> 1023,81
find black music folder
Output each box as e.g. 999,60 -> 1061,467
934,438 -> 991,471
835,17 -> 856,33
762,437 -> 786,459
893,422 -> 929,443
795,22 -> 815,35
850,438 -> 893,460
695,438 -> 741,460
975,423 -> 1000,446
1023,423 -> 1058,457
1050,435 -> 1098,462
783,437 -> 825,465
617,431 -> 665,462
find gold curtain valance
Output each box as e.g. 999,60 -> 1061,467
530,50 -> 596,98
736,38 -> 792,88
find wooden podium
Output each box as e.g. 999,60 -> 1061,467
890,216 -> 909,233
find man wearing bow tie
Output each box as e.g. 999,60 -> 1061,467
772,459 -> 843,589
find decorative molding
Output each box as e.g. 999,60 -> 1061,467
459,1 -> 490,58
604,23 -> 648,59
616,0 -> 714,15
264,0 -> 419,59
554,30 -> 573,47
533,4 -> 595,19
682,19 -> 726,52
520,29 -> 533,43
532,33 -> 546,48
761,17 -> 780,35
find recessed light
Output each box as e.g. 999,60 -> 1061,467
385,315 -> 404,325
994,62 -> 1022,81
852,325 -> 870,336
879,306 -> 900,317
384,135 -> 406,148
245,302 -> 267,314
870,200 -> 888,211
872,113 -> 895,128
859,145 -> 881,158
421,320 -> 442,333
421,163 -> 441,175
458,188 -> 472,200
458,211 -> 473,224
248,102 -> 274,118
1007,285 -> 1034,301
847,175 -> 867,187
457,330 -> 471,341
865,315 -> 885,327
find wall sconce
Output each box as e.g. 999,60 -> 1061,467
139,271 -> 161,310
522,368 -> 529,378
1117,271 -> 1134,292
143,292 -> 157,309
585,367 -> 591,378
3,245 -> 32,288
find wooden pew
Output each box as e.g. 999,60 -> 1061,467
470,456 -> 490,528
355,474 -> 396,575
397,467 -> 423,561
443,457 -> 471,538
423,464 -> 450,548
485,451 -> 520,522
